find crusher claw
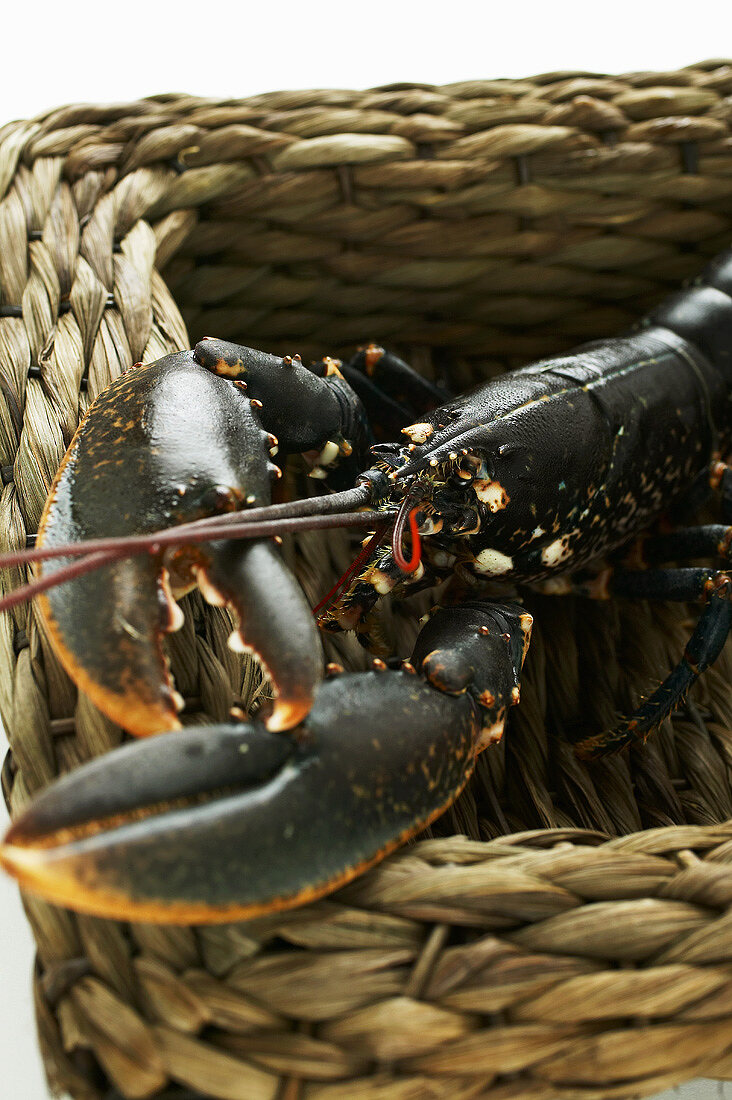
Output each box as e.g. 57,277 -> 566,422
35,349 -> 323,736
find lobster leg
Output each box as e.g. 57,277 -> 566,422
339,345 -> 450,442
668,459 -> 732,523
643,456 -> 732,560
575,570 -> 732,758
0,601 -> 531,923
574,451 -> 732,755
642,524 -> 732,564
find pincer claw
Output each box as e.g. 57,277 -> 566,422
1,603 -> 530,923
202,538 -> 321,732
193,338 -> 368,470
36,350 -> 322,736
0,675 -> 477,922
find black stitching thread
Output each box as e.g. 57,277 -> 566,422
0,294 -> 116,319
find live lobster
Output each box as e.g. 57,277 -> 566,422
2,249 -> 732,923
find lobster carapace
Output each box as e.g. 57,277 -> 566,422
2,250 -> 732,922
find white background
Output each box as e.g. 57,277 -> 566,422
2,1 -> 732,1096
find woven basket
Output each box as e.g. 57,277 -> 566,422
3,60 -> 732,1100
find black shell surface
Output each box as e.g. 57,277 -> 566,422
36,353 -> 278,734
394,326 -> 728,582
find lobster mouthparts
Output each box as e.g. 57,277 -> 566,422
36,351 -> 322,735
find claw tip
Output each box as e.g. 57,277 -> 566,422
265,699 -> 309,732
0,841 -> 71,907
0,841 -> 40,880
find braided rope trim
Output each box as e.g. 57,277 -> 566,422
0,60 -> 730,364
30,827 -> 732,1099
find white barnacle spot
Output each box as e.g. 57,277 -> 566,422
541,534 -> 574,568
473,479 -> 510,513
530,526 -> 545,541
402,422 -> 433,444
429,550 -> 457,569
368,568 -> 397,595
316,440 -> 340,467
474,548 -> 514,576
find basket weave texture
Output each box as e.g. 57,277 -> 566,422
3,60 -> 732,1100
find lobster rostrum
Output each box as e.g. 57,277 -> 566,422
3,249 -> 732,923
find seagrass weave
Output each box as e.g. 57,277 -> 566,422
3,59 -> 732,1100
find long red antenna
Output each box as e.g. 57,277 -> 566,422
0,484 -> 376,572
0,510 -> 394,615
312,525 -> 388,617
0,550 -> 122,612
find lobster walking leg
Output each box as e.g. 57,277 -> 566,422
575,570 -> 732,759
0,601 -> 530,922
339,345 -> 450,442
572,452 -> 732,758
642,525 -> 732,563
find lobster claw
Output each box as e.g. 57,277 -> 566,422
36,350 -> 324,736
1,603 -> 530,922
193,338 -> 370,481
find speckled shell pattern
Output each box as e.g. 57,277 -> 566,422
392,249 -> 732,583
35,351 -> 322,736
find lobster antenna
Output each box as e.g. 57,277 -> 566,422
392,503 -> 422,573
312,524 -> 388,617
0,510 -> 395,614
0,550 -> 123,612
192,482 -> 374,529
0,510 -> 391,569
0,483 -> 376,571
